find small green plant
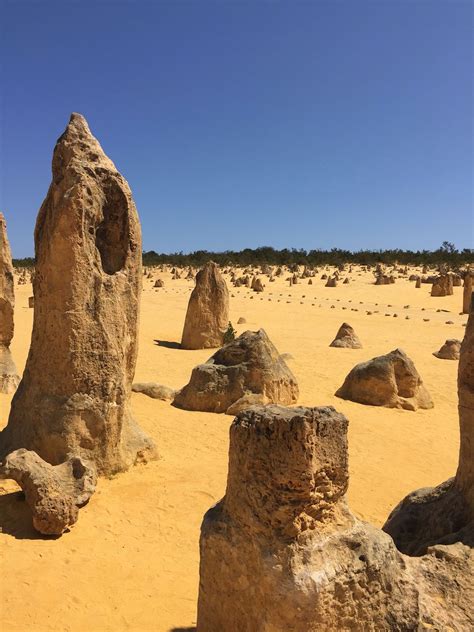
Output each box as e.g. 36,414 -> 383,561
223,321 -> 237,344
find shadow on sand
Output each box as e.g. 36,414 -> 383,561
169,628 -> 196,632
0,491 -> 60,540
154,339 -> 182,350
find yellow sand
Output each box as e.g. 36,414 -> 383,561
0,268 -> 465,631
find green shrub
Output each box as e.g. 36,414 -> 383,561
223,321 -> 237,345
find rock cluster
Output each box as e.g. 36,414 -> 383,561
181,262 -> 229,349
0,448 -> 96,535
335,348 -> 433,411
0,113 -> 155,474
173,329 -> 298,414
0,212 -> 20,394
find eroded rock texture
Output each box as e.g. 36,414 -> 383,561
0,212 -> 20,394
173,329 -> 299,414
335,348 -> 433,411
181,261 -> 229,349
329,322 -> 362,349
0,113 -> 155,474
0,448 -> 96,535
197,405 -> 473,631
384,293 -> 474,554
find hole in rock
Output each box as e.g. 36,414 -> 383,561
95,179 -> 129,275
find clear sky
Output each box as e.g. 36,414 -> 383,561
0,0 -> 472,258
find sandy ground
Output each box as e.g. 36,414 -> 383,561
0,267 -> 466,631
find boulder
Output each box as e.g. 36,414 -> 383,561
433,339 -> 461,360
329,322 -> 362,349
0,448 -> 96,535
335,348 -> 433,411
173,329 -> 298,414
0,113 -> 156,474
181,262 -> 229,350
0,212 -> 20,394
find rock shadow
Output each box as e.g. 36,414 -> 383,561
154,339 -> 182,350
0,491 -> 60,540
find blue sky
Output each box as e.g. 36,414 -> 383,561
1,0 -> 472,258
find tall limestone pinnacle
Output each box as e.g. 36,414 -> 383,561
0,113 -> 156,474
0,211 -> 20,394
181,261 -> 229,349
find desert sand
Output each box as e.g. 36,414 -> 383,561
0,267 -> 465,631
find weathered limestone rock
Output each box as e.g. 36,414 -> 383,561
325,276 -> 337,287
431,273 -> 453,297
463,272 -> 473,314
173,329 -> 299,414
384,293 -> 474,554
329,322 -> 362,349
197,405 -> 473,631
132,382 -> 175,400
0,448 -> 96,535
181,262 -> 229,349
225,392 -> 268,415
375,274 -> 394,285
0,212 -> 20,394
251,276 -> 264,292
0,113 -> 155,474
153,278 -> 164,288
415,277 -> 421,288
433,339 -> 461,360
335,348 -> 433,411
